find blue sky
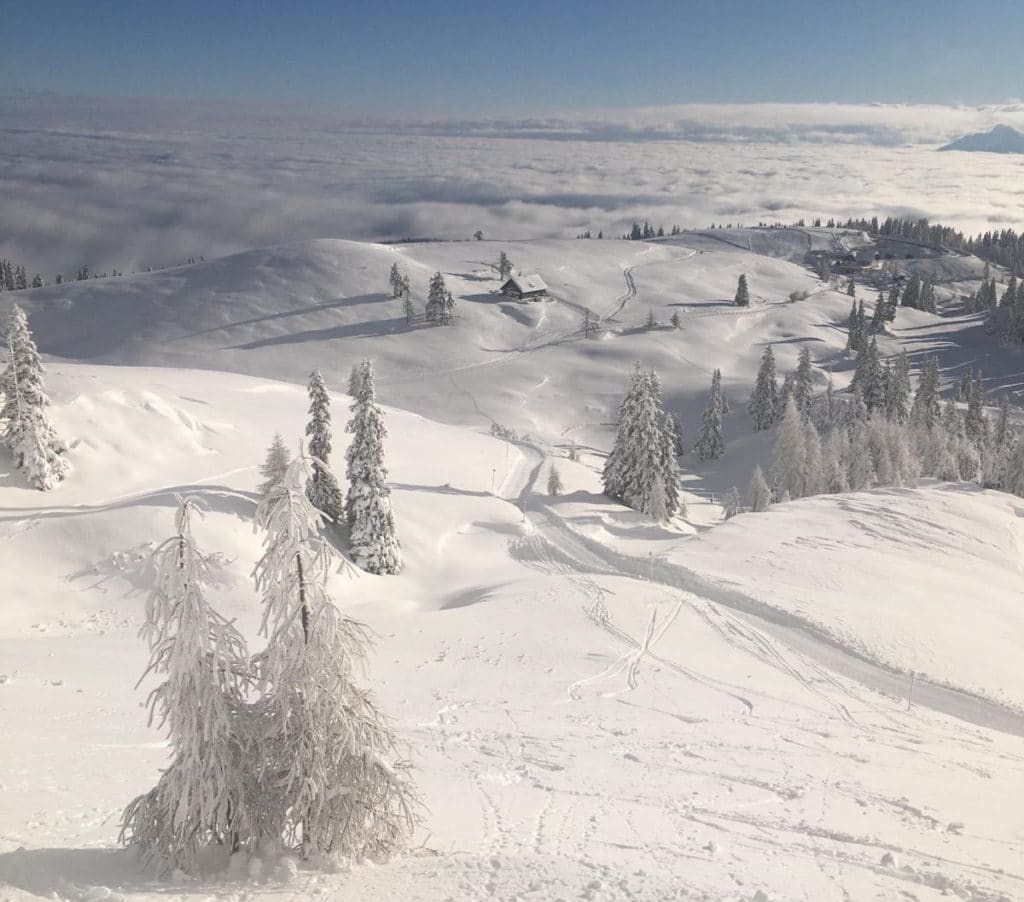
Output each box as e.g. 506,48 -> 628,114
3,0 -> 1023,116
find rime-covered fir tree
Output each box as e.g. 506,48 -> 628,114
749,465 -> 772,512
426,272 -> 448,324
348,362 -> 365,398
722,486 -> 741,519
911,355 -> 942,429
389,262 -> 405,298
603,365 -> 681,517
2,304 -> 68,487
258,432 -> 292,497
793,348 -> 813,415
851,338 -> 885,413
845,299 -> 862,354
734,273 -> 750,307
120,498 -> 250,875
772,397 -> 808,500
748,345 -> 779,431
345,360 -> 401,574
547,465 -> 563,496
498,251 -> 513,280
694,371 -> 725,461
305,369 -> 344,523
252,457 -> 418,858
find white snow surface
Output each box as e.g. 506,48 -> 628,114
1,233 -> 1022,901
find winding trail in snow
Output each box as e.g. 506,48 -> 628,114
499,434 -> 1024,738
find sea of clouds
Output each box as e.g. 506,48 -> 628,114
3,95 -> 1024,276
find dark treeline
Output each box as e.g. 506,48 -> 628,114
835,216 -> 1024,275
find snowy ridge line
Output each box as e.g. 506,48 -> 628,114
0,483 -> 259,523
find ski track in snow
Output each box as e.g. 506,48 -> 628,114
498,433 -> 1024,739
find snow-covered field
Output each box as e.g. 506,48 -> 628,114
2,231 -> 1023,901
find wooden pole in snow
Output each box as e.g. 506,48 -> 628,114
907,670 -> 916,711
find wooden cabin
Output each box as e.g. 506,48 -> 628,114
500,273 -> 548,301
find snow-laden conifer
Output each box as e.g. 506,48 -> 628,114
694,371 -> 725,461
426,273 -> 448,324
793,349 -> 813,415
305,369 -> 344,523
748,346 -> 779,431
734,273 -> 750,307
722,486 -> 741,519
2,304 -> 68,486
547,465 -> 563,496
748,466 -> 772,512
120,498 -> 250,875
772,397 -> 808,500
258,433 -> 292,497
345,360 -> 401,574
252,456 -> 418,858
911,355 -> 942,429
603,365 -> 681,517
389,262 -> 405,299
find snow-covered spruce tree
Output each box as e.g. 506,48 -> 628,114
845,299 -> 862,354
886,283 -> 900,322
911,354 -> 942,429
851,338 -> 884,414
722,486 -> 741,519
902,274 -> 922,310
345,360 -> 401,574
734,273 -> 750,307
846,278 -> 856,298
425,273 -> 448,324
648,476 -> 669,524
667,412 -> 685,456
348,362 -> 365,398
389,263 -> 405,299
602,365 -> 681,518
2,304 -> 69,487
252,456 -> 418,859
547,465 -> 563,496
885,351 -> 911,424
442,290 -> 456,325
771,370 -> 791,415
670,310 -> 681,330
748,465 -> 772,512
965,371 -> 988,449
869,294 -> 885,334
772,397 -> 808,500
120,498 -> 250,875
793,348 -> 813,416
258,433 -> 292,497
497,251 -> 513,280
402,292 -> 415,326
305,369 -> 344,523
694,371 -> 725,461
748,345 -> 779,431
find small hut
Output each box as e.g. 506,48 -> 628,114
500,273 -> 548,301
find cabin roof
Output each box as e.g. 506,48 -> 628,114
502,273 -> 547,293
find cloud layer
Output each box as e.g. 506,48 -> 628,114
3,96 -> 1024,277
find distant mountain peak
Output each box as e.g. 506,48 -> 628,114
939,124 -> 1024,153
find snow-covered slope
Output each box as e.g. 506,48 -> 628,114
2,232 -> 1023,901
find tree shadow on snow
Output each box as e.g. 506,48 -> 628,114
0,847 -> 168,897
175,293 -> 391,341
224,316 -> 409,350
